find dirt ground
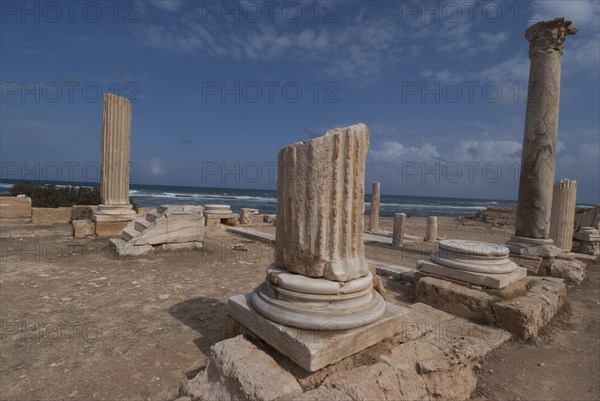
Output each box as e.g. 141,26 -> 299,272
0,218 -> 598,401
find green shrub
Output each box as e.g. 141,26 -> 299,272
9,182 -> 102,208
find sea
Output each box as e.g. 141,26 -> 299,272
0,179 -> 528,218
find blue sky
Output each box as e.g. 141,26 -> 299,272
1,0 -> 599,202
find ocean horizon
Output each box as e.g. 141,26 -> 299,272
0,179 -> 594,218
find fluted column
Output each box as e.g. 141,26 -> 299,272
550,179 -> 577,251
369,182 -> 380,232
514,18 -> 577,240
94,93 -> 136,229
100,93 -> 131,206
252,124 -> 385,330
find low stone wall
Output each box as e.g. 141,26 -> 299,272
32,207 -> 72,224
473,206 -> 517,226
0,196 -> 32,219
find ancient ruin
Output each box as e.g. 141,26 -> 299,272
392,212 -> 406,247
507,18 -> 577,256
550,179 -> 577,251
369,181 -> 380,232
93,93 -> 136,236
228,124 -> 407,371
425,215 -> 438,242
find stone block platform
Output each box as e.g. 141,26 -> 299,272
227,293 -> 408,372
182,302 -> 511,401
415,274 -> 566,338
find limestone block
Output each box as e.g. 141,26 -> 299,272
32,207 -> 72,224
546,257 -> 586,284
392,213 -> 406,248
182,336 -> 303,401
415,276 -> 500,323
263,214 -> 276,224
0,196 -> 32,219
239,208 -> 259,225
322,362 -> 403,401
72,219 -> 95,239
71,205 -> 97,221
95,220 -> 129,237
493,277 -> 566,338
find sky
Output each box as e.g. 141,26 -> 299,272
1,0 -> 599,203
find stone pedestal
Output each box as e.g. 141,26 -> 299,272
228,124 -> 406,371
369,182 -> 380,232
204,204 -> 238,229
425,216 -> 437,242
550,179 -> 577,251
93,93 -> 136,235
392,213 -> 406,247
574,227 -> 600,256
508,18 -> 577,257
418,240 -> 527,289
239,208 -> 259,225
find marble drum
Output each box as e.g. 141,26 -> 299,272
418,240 -> 527,289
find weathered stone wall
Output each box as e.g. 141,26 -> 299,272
0,196 -> 32,219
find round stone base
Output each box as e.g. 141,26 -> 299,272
251,267 -> 385,330
432,240 -> 518,274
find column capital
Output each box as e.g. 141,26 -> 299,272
525,17 -> 577,56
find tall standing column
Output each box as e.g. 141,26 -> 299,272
94,93 -> 136,235
513,18 -> 577,241
550,179 -> 577,251
369,182 -> 380,232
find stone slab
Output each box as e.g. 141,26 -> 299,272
373,262 -> 416,283
95,220 -> 129,237
418,260 -> 527,289
415,275 -> 565,338
31,207 -> 72,224
72,219 -> 95,239
182,336 -> 303,401
0,196 -> 32,219
227,293 -> 409,372
493,277 -> 566,338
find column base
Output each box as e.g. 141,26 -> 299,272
418,260 -> 527,289
94,205 -> 136,236
250,266 -> 386,330
506,236 -> 562,258
228,293 -> 408,372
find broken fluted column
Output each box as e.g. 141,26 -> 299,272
93,93 -> 136,235
425,216 -> 438,242
550,179 -> 577,251
511,18 -> 577,250
252,124 -> 385,330
392,213 -> 406,247
369,182 -> 380,232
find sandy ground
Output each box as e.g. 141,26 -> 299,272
0,218 -> 598,401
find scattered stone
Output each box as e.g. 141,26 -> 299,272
233,243 -> 249,251
546,258 -> 586,285
158,294 -> 170,300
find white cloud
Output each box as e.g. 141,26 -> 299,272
370,141 -> 440,163
536,1 -> 600,27
144,157 -> 166,176
452,140 -> 522,164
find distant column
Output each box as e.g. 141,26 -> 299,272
369,182 -> 380,232
425,216 -> 437,242
100,93 -> 132,207
514,18 -> 577,240
392,213 -> 406,247
550,179 -> 577,251
94,93 -> 136,235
